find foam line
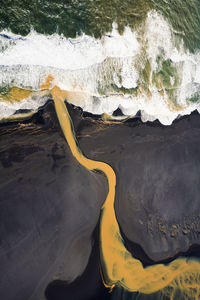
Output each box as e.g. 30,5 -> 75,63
0,11 -> 200,125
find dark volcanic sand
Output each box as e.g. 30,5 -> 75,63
0,103 -> 108,300
78,110 -> 200,262
0,101 -> 200,299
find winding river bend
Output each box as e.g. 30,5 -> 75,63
1,75 -> 200,299
48,78 -> 200,299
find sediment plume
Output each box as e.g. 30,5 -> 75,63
49,77 -> 200,299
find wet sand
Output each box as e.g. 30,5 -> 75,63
78,110 -> 200,261
0,102 -> 108,300
0,101 -> 200,299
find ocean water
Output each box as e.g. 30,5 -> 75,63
0,0 -> 199,124
1,2 -> 200,300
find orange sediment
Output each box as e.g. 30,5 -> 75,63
2,76 -> 200,299
40,75 -> 54,90
50,84 -> 200,299
0,87 -> 32,102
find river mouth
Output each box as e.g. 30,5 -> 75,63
0,0 -> 200,298
1,101 -> 200,299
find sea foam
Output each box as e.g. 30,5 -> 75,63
0,11 -> 200,125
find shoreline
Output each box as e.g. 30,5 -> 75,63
1,101 -> 200,299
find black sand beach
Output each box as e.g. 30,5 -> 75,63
78,109 -> 200,261
0,101 -> 200,300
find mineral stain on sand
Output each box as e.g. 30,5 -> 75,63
0,86 -> 32,102
2,75 -> 200,299
47,76 -> 200,299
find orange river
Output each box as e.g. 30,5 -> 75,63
1,75 -> 200,299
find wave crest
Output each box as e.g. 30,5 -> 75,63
0,11 -> 200,125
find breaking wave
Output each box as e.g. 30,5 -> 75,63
0,11 -> 200,125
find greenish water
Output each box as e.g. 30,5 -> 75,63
0,0 -> 199,52
0,0 -> 200,125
